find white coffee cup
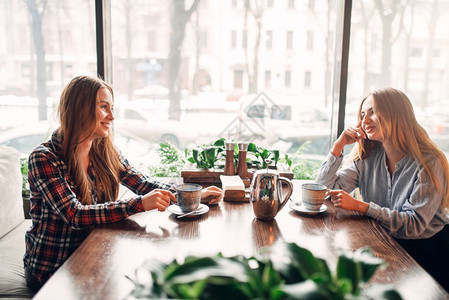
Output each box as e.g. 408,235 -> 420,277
301,183 -> 328,211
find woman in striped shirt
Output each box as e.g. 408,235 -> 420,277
316,87 -> 449,291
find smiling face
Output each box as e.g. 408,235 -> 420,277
92,87 -> 114,139
360,95 -> 383,142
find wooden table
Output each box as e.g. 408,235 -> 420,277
34,180 -> 448,300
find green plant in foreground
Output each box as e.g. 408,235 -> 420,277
128,242 -> 402,300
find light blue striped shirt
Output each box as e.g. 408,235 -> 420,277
316,145 -> 449,239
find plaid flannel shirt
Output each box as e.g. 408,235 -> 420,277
24,130 -> 175,283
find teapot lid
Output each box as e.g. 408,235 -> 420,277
253,168 -> 279,176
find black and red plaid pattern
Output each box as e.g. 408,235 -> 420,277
23,130 -> 175,283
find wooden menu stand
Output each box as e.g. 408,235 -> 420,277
220,175 -> 250,202
223,189 -> 250,202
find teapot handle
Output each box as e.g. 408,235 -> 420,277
277,177 -> 293,213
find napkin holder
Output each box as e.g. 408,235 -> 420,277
220,175 -> 250,202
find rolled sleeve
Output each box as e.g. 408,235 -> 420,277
366,202 -> 382,219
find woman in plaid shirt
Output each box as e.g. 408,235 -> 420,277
23,76 -> 223,291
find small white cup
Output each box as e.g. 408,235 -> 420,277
301,183 -> 327,211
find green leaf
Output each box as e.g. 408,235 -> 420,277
261,148 -> 270,159
213,138 -> 226,147
175,280 -> 208,299
261,261 -> 282,293
284,154 -> 292,168
247,142 -> 257,152
336,278 -> 353,295
272,150 -> 280,166
363,284 -> 404,300
312,258 -> 332,284
276,280 -> 332,300
286,242 -> 328,279
128,241 -> 394,300
336,247 -> 386,295
166,257 -> 248,285
354,247 -> 386,283
192,148 -> 200,165
204,147 -> 217,168
336,252 -> 362,295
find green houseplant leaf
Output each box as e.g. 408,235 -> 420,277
204,147 -> 217,169
363,284 -> 404,300
286,242 -> 331,281
128,242 -> 401,300
336,247 -> 386,295
275,280 -> 333,300
185,138 -> 291,172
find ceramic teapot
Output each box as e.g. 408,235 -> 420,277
250,169 -> 293,220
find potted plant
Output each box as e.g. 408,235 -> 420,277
185,138 -> 227,170
182,138 -> 293,184
127,241 -> 402,299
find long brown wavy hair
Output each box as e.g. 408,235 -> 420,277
58,76 -> 122,204
351,87 -> 449,210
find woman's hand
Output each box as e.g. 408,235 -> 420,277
141,189 -> 176,212
326,189 -> 369,214
201,186 -> 223,205
331,120 -> 367,156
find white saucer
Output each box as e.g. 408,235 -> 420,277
167,203 -> 209,218
289,201 -> 327,215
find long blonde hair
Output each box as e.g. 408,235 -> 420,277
58,76 -> 122,204
351,87 -> 449,210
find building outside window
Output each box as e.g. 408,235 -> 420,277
265,30 -> 272,49
2,0 -> 449,180
288,0 -> 295,9
286,30 -> 293,50
347,1 -> 449,159
285,70 -> 291,88
304,71 -> 311,88
231,30 -> 237,48
234,70 -> 243,89
308,0 -> 315,10
265,70 -> 271,89
307,30 -> 314,51
242,30 -> 247,48
198,31 -> 208,49
411,47 -> 423,57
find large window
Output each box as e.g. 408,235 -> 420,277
346,1 -> 449,158
0,0 -> 96,152
5,1 -> 448,179
109,0 -> 338,172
